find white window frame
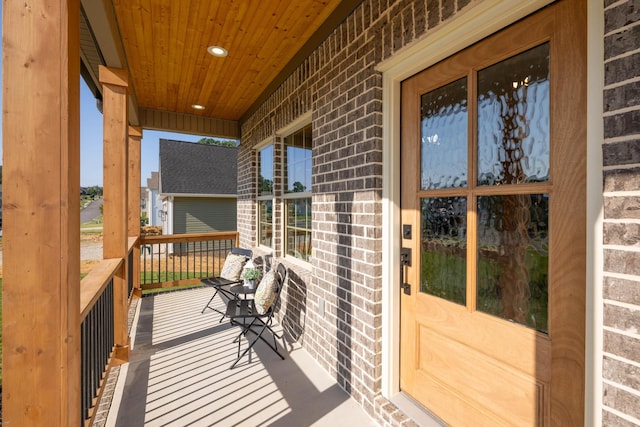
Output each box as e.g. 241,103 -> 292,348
255,138 -> 275,250
277,113 -> 313,265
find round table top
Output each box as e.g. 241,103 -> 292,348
229,283 -> 256,295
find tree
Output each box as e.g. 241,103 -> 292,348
292,181 -> 307,193
86,185 -> 103,198
197,137 -> 237,147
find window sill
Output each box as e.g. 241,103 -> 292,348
283,254 -> 312,271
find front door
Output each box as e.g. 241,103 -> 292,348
399,1 -> 586,425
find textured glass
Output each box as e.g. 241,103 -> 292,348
286,198 -> 312,261
477,194 -> 549,333
259,200 -> 273,247
259,145 -> 274,196
420,78 -> 468,189
284,124 -> 312,193
420,197 -> 467,305
477,43 -> 550,186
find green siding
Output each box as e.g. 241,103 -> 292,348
173,197 -> 237,234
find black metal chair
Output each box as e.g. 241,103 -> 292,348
200,247 -> 252,316
224,262 -> 287,368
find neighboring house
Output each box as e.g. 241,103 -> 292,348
144,171 -> 162,226
139,185 -> 147,223
158,139 -> 237,236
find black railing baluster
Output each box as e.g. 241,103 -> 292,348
80,276 -> 116,424
128,249 -> 134,298
138,234 -> 238,288
81,317 -> 88,420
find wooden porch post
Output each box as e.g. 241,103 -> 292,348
128,126 -> 143,296
100,65 -> 130,362
1,0 -> 81,424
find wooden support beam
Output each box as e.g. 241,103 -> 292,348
128,126 -> 143,294
100,65 -> 130,361
1,0 -> 81,424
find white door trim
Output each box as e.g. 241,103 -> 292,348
376,0 -> 592,411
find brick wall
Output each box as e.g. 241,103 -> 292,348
238,1 -> 475,425
237,0 -> 640,424
602,0 -> 640,424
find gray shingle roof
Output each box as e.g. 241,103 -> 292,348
159,139 -> 238,195
146,171 -> 159,190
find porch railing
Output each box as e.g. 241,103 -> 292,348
140,231 -> 239,291
127,246 -> 134,299
79,258 -> 122,424
79,231 -> 238,424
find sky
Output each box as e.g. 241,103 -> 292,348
2,75 -> 204,187
79,78 -> 205,187
0,3 -> 212,187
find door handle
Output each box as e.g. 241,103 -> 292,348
400,248 -> 411,295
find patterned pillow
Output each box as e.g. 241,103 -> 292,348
220,253 -> 247,281
254,269 -> 278,315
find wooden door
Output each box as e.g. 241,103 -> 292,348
399,1 -> 586,425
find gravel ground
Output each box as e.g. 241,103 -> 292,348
0,238 -> 103,266
81,243 -> 103,261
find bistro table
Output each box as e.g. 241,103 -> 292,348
227,282 -> 258,362
229,282 -> 256,299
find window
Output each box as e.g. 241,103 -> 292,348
283,123 -> 312,261
258,145 -> 273,247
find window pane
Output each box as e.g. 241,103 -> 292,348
259,145 -> 274,196
259,200 -> 273,247
284,124 -> 312,193
286,198 -> 311,261
421,78 -> 468,189
477,194 -> 549,333
421,197 -> 467,305
477,43 -> 550,186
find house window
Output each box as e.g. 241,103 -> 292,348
258,145 -> 273,247
283,123 -> 312,261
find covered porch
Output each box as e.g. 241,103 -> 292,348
4,0 -> 614,425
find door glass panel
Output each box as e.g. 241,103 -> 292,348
477,43 -> 550,186
421,197 -> 467,305
477,194 -> 549,333
421,78 -> 468,189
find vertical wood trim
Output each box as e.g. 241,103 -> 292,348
128,126 -> 142,237
100,65 -> 129,259
100,66 -> 130,357
128,126 -> 142,293
2,0 -> 81,424
549,0 -> 587,424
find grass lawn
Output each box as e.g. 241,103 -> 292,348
141,271 -> 205,295
81,216 -> 103,229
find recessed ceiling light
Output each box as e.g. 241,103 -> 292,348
207,45 -> 228,57
191,104 -> 205,110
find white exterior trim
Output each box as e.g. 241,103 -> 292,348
586,1 -> 605,425
276,110 -> 313,136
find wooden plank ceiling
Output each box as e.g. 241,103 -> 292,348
110,0 -> 345,122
